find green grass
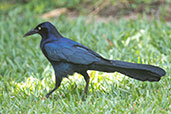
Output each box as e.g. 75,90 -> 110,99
0,6 -> 171,114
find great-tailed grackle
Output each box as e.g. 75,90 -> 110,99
24,22 -> 166,98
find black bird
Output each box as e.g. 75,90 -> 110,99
24,22 -> 166,98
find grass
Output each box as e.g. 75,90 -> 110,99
0,5 -> 171,114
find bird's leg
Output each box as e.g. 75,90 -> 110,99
81,72 -> 90,99
46,76 -> 62,98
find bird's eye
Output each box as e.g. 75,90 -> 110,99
38,27 -> 41,30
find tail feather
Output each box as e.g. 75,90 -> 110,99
113,60 -> 166,76
90,60 -> 166,82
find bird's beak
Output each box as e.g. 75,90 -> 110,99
23,29 -> 38,37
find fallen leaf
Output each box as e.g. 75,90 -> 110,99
42,8 -> 67,19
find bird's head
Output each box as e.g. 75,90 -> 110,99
24,21 -> 62,38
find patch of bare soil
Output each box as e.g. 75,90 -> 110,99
41,1 -> 171,22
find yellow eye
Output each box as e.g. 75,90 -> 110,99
38,27 -> 41,30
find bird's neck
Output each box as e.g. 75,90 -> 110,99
49,28 -> 63,38
41,33 -> 62,44
53,32 -> 63,38
40,32 -> 63,40
40,35 -> 59,50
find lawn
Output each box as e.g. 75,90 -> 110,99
0,1 -> 171,114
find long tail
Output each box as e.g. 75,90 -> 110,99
90,60 -> 166,82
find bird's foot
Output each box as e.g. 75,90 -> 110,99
82,94 -> 87,101
45,94 -> 50,98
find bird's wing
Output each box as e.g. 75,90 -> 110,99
44,42 -> 102,65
